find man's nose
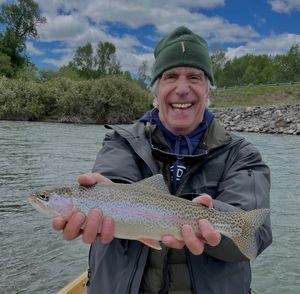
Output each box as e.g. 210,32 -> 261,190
175,76 -> 190,96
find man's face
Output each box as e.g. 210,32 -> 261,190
155,67 -> 209,136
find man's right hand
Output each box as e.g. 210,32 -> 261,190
52,172 -> 115,244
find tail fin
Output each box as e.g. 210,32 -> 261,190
220,208 -> 270,261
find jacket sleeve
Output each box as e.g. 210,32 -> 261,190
92,131 -> 144,183
205,140 -> 272,262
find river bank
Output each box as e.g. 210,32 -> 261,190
2,104 -> 299,135
57,103 -> 300,136
211,104 -> 300,135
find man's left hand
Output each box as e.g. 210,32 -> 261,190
161,194 -> 221,255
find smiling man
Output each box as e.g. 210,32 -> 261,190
53,26 -> 272,294
155,67 -> 209,135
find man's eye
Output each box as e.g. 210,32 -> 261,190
164,74 -> 176,80
189,74 -> 205,83
190,74 -> 203,80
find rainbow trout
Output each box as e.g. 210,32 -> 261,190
29,174 -> 269,260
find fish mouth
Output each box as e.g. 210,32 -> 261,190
28,196 -> 58,217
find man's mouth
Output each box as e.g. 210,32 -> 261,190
171,103 -> 192,109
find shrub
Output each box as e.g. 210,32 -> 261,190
89,75 -> 151,123
0,77 -> 46,120
0,75 -> 152,123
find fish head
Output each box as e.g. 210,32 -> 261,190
29,187 -> 74,218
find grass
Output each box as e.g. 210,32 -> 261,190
210,83 -> 300,108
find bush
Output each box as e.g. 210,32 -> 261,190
0,75 -> 152,123
89,75 -> 151,123
0,77 -> 46,120
43,78 -> 92,117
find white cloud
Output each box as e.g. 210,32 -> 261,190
51,48 -> 74,54
268,0 -> 300,13
226,33 -> 300,59
33,0 -> 261,74
43,56 -> 72,68
225,46 -> 254,60
26,42 -> 44,56
3,0 -> 300,75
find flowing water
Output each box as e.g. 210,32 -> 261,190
0,121 -> 299,293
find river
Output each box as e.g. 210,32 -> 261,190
0,121 -> 299,293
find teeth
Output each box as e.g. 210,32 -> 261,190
172,103 -> 192,109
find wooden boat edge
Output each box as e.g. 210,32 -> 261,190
56,271 -> 88,294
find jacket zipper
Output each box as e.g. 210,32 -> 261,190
247,168 -> 257,207
125,242 -> 144,293
185,248 -> 198,293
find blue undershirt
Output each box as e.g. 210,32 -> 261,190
140,108 -> 214,193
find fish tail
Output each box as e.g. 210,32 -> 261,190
221,208 -> 270,261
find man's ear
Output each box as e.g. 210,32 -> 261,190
153,95 -> 159,108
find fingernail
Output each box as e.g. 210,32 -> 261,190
75,212 -> 85,224
89,208 -> 101,218
182,225 -> 193,233
161,235 -> 171,244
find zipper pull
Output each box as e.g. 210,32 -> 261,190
86,268 -> 91,287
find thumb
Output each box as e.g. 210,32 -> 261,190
77,172 -> 112,186
192,194 -> 213,208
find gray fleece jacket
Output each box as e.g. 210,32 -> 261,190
87,119 -> 272,294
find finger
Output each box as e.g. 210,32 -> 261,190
192,194 -> 213,208
161,235 -> 185,249
52,217 -> 66,231
52,211 -> 75,230
82,209 -> 102,244
99,216 -> 115,244
182,225 -> 205,255
77,172 -> 112,186
198,219 -> 221,247
63,212 -> 86,240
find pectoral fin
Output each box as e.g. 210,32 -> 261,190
138,238 -> 162,250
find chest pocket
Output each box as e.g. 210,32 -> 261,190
181,160 -> 226,199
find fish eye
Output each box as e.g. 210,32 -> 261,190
37,192 -> 49,201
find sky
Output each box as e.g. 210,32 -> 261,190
2,0 -> 300,76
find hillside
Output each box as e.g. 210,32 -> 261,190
210,83 -> 300,135
210,83 -> 300,107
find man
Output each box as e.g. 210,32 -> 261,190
53,26 -> 272,294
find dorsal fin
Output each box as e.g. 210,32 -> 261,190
134,174 -> 170,194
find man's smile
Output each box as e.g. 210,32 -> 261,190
171,103 -> 193,109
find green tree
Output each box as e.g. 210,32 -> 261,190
14,62 -> 37,80
38,68 -> 59,81
0,0 -> 46,75
72,42 -> 95,79
96,41 -> 121,75
137,60 -> 150,88
0,52 -> 13,77
210,49 -> 227,86
240,55 -> 273,84
285,44 -> 300,81
221,56 -> 248,86
58,63 -> 81,80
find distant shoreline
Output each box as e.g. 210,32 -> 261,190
212,104 -> 300,135
2,104 -> 299,135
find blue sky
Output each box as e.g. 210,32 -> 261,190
1,0 -> 300,75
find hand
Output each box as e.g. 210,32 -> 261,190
52,172 -> 115,244
161,194 -> 221,255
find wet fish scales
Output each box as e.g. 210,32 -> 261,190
29,174 -> 270,260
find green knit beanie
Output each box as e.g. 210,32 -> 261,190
151,26 -> 214,86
